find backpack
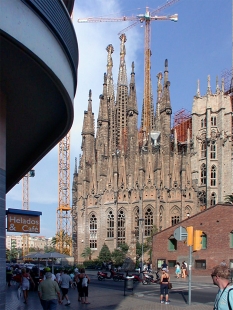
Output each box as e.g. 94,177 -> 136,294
82,276 -> 88,287
228,288 -> 233,310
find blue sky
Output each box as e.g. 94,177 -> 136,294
6,0 -> 231,238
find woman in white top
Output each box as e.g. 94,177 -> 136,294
21,268 -> 34,304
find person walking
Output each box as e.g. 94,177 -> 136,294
175,262 -> 181,278
78,268 -> 90,304
160,268 -> 171,304
59,269 -> 72,306
181,261 -> 187,278
38,272 -> 62,310
211,265 -> 233,310
21,268 -> 35,304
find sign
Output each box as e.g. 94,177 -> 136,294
6,209 -> 42,233
174,226 -> 187,241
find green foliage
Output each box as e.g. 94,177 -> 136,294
81,247 -> 93,260
51,230 -> 72,255
225,194 -> 233,204
98,243 -> 112,262
111,243 -> 129,265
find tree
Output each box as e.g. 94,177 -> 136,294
51,230 -> 72,255
225,194 -> 233,204
111,243 -> 129,266
145,225 -> 158,260
98,243 -> 111,262
81,247 -> 93,260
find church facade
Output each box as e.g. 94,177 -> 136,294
72,35 -> 233,262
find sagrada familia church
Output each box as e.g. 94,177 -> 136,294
72,34 -> 232,262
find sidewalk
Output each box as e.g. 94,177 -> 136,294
5,271 -> 215,310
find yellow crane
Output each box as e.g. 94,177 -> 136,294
57,131 -> 72,255
78,0 -> 179,138
22,169 -> 35,258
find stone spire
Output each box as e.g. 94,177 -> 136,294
196,79 -> 201,97
117,33 -> 128,86
207,75 -> 211,95
155,72 -> 163,130
160,59 -> 172,114
216,76 -> 220,94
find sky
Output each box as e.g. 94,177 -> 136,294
6,0 -> 232,239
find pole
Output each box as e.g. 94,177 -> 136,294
141,227 -> 144,271
188,245 -> 192,305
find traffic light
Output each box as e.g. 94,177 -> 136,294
193,230 -> 203,251
186,226 -> 193,246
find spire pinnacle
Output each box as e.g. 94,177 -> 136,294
207,75 -> 211,95
216,76 -> 220,94
221,77 -> 224,92
74,157 -> 77,174
131,61 -> 135,74
196,79 -> 201,97
117,33 -> 128,86
88,89 -> 92,111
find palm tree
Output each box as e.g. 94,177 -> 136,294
81,247 -> 93,260
51,230 -> 72,255
225,194 -> 233,204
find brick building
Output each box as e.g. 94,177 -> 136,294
72,34 -> 233,263
152,204 -> 233,275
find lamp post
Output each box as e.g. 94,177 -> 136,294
139,218 -> 144,274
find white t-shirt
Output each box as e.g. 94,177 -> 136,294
60,273 -> 71,289
43,273 -> 56,281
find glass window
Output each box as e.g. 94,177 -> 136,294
171,206 -> 181,226
210,141 -> 216,159
211,116 -> 216,126
107,210 -> 114,238
201,141 -> 206,158
211,166 -> 216,186
89,213 -> 97,249
210,192 -> 216,206
202,233 -> 207,249
117,209 -> 125,245
230,232 -> 233,248
195,260 -> 206,269
201,118 -> 206,128
201,164 -> 206,185
168,260 -> 176,267
145,207 -> 153,237
168,239 -> 177,251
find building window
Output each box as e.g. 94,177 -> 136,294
202,233 -> 207,249
201,118 -> 206,128
201,141 -> 206,158
171,216 -> 180,226
210,141 -> 216,159
201,164 -> 206,185
134,208 -> 139,241
171,206 -> 181,226
195,260 -> 206,269
230,231 -> 233,248
168,238 -> 177,251
117,209 -> 125,245
145,207 -> 153,236
107,210 -> 114,238
168,260 -> 176,267
210,165 -> 216,186
211,116 -> 216,126
210,192 -> 216,206
89,213 -> 97,249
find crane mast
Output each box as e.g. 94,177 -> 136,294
78,0 -> 179,138
57,131 -> 72,255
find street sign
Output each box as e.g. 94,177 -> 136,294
174,226 -> 187,241
6,209 -> 42,233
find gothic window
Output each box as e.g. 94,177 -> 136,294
201,118 -> 206,128
171,206 -> 181,226
134,208 -> 139,241
210,192 -> 216,206
200,164 -> 206,185
145,207 -> 153,236
89,213 -> 97,249
201,141 -> 206,158
210,165 -> 216,186
210,141 -> 216,159
117,209 -> 125,245
185,205 -> 192,218
211,116 -> 216,126
107,210 -> 114,238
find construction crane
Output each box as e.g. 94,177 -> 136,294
22,169 -> 35,258
78,0 -> 179,138
57,131 -> 72,255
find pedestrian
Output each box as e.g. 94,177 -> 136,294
160,268 -> 170,304
59,269 -> 72,306
78,268 -> 90,304
181,261 -> 187,278
21,268 -> 35,304
211,265 -> 233,309
6,267 -> 13,287
161,260 -> 168,270
175,262 -> 181,278
38,272 -> 62,310
43,267 -> 56,281
55,270 -> 61,283
74,270 -> 81,302
220,260 -> 227,267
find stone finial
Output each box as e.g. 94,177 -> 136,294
104,72 -> 107,84
196,79 -> 201,97
216,76 -> 220,94
207,75 -> 211,95
165,59 -> 168,71
221,78 -> 225,92
131,61 -> 135,74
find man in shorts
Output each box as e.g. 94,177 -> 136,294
59,270 -> 72,306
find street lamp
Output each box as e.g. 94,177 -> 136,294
139,218 -> 144,275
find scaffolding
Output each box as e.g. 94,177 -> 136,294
173,108 -> 192,143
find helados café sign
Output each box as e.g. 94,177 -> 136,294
6,208 -> 42,233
